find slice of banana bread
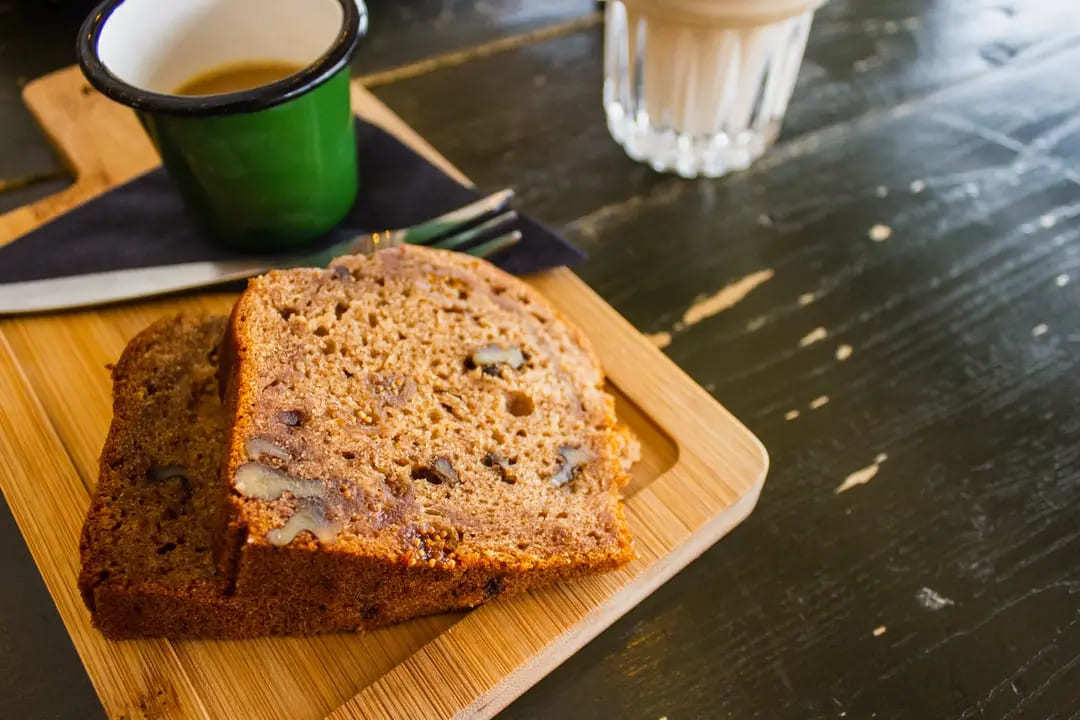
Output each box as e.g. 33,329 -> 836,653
219,245 -> 635,606
82,314 -> 587,638
79,313 -> 242,637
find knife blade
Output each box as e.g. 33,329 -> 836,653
0,236 -> 384,315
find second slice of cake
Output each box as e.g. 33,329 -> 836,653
218,245 -> 636,616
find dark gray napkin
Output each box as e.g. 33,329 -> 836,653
0,119 -> 583,283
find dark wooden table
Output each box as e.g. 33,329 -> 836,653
3,1 -> 1080,717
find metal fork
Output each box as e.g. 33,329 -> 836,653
0,189 -> 521,314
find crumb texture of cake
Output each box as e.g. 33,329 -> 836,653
222,245 -> 634,598
79,314 -> 231,616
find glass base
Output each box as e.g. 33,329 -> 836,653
605,99 -> 780,178
602,1 -> 814,179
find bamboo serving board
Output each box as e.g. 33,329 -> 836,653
0,66 -> 768,720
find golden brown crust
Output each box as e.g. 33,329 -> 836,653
87,558 -> 620,639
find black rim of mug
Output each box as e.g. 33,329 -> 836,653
76,0 -> 364,116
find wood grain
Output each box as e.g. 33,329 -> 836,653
471,27 -> 1080,720
371,1 -> 1080,232
0,332 -> 210,719
0,66 -> 766,719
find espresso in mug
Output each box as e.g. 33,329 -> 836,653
173,61 -> 305,96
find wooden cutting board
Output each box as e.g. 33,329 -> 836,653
0,65 -> 768,720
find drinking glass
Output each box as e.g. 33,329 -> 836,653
604,0 -> 823,178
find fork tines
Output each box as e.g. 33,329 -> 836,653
402,189 -> 522,258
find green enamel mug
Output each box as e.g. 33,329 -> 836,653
77,0 -> 367,250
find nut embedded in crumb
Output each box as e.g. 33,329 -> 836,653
234,462 -> 326,501
550,445 -> 593,487
482,453 -> 515,483
433,457 -> 460,485
146,464 -> 188,484
470,344 -> 525,372
266,499 -> 341,546
245,437 -> 291,461
277,409 -> 306,427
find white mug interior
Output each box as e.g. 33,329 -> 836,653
96,0 -> 345,95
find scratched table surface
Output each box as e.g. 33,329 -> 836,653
3,1 -> 1080,717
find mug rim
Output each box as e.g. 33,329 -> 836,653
77,0 -> 365,116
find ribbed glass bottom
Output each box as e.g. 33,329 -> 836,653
603,1 -> 814,178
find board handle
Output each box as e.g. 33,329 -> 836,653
0,66 -> 158,246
